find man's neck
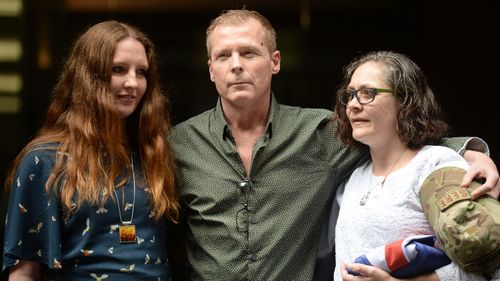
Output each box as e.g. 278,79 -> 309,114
222,98 -> 270,177
221,96 -> 270,134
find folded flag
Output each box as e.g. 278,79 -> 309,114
349,235 -> 451,278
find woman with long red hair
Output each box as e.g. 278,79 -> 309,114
2,20 -> 178,280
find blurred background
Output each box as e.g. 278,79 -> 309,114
0,0 -> 497,278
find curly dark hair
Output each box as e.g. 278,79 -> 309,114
333,51 -> 449,149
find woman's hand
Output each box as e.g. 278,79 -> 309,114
9,260 -> 42,281
340,262 -> 439,281
340,262 -> 394,281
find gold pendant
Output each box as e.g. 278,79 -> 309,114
119,224 -> 137,244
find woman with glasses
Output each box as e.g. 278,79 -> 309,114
328,51 -> 491,280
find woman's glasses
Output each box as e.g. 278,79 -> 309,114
340,87 -> 393,105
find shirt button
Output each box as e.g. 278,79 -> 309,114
249,254 -> 257,261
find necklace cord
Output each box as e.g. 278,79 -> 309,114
113,155 -> 136,224
380,147 -> 408,185
360,147 -> 408,205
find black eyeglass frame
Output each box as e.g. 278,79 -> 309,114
341,87 -> 394,105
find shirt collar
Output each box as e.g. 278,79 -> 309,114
213,93 -> 278,141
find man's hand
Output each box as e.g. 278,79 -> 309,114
462,150 -> 500,199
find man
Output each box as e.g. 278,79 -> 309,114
169,9 -> 498,280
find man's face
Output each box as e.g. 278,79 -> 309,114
208,18 -> 280,110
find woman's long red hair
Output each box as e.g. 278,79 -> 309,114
5,21 -> 179,222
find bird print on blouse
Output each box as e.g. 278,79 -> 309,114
2,150 -> 172,280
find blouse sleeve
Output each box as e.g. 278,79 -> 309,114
412,146 -> 468,195
2,148 -> 63,272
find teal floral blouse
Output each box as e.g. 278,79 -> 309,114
2,147 -> 172,280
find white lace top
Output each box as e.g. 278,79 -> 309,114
333,145 -> 487,281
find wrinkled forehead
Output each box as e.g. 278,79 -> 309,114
211,18 -> 264,40
215,18 -> 267,37
351,62 -> 389,82
209,19 -> 268,51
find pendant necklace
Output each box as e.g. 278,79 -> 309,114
113,155 -> 137,243
359,175 -> 376,206
360,147 -> 407,206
